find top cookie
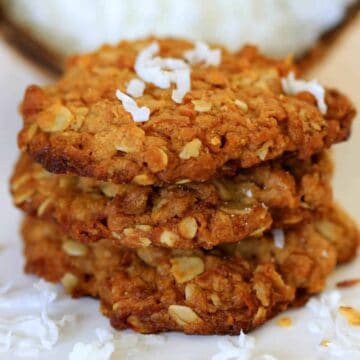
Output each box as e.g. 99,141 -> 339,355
18,38 -> 355,185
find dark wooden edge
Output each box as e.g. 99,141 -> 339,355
0,2 -> 359,76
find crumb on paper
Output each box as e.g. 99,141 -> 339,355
337,278 -> 360,288
276,317 -> 293,328
338,306 -> 360,326
281,71 -> 327,114
320,339 -> 331,348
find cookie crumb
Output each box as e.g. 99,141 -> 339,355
338,306 -> 360,326
336,278 -> 360,288
276,316 -> 293,328
320,339 -> 331,347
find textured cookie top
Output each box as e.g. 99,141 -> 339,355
18,38 -> 355,185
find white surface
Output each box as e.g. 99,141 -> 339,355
0,35 -> 360,359
1,0 -> 356,57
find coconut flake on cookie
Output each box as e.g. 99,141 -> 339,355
115,90 -> 150,122
184,41 -> 222,66
272,229 -> 285,249
281,71 -> 327,114
134,42 -> 190,103
134,42 -> 170,89
126,78 -> 146,98
170,68 -> 191,103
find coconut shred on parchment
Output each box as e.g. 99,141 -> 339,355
2,0 -> 357,58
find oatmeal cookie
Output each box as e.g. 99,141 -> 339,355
18,39 -> 355,185
23,216 -> 343,335
314,204 -> 360,263
12,152 -> 332,249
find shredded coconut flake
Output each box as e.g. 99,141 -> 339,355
0,280 -> 75,358
71,330 -> 167,359
115,90 -> 150,122
134,42 -> 190,103
135,42 -> 170,89
105,332 -> 167,358
245,189 -> 253,198
170,68 -> 191,103
307,290 -> 360,359
69,328 -> 114,360
212,331 -> 278,360
212,331 -> 255,360
138,334 -> 166,347
184,41 -> 222,66
281,71 -> 327,114
272,229 -> 285,249
0,282 -> 12,295
126,78 -> 146,98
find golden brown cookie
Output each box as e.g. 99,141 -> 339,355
22,210 -> 358,335
314,204 -> 360,264
18,39 -> 355,185
12,152 -> 333,249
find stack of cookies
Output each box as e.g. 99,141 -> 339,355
11,39 -> 359,335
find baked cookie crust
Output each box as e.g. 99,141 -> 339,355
12,152 -> 333,249
18,40 -> 355,185
23,216 -> 345,335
